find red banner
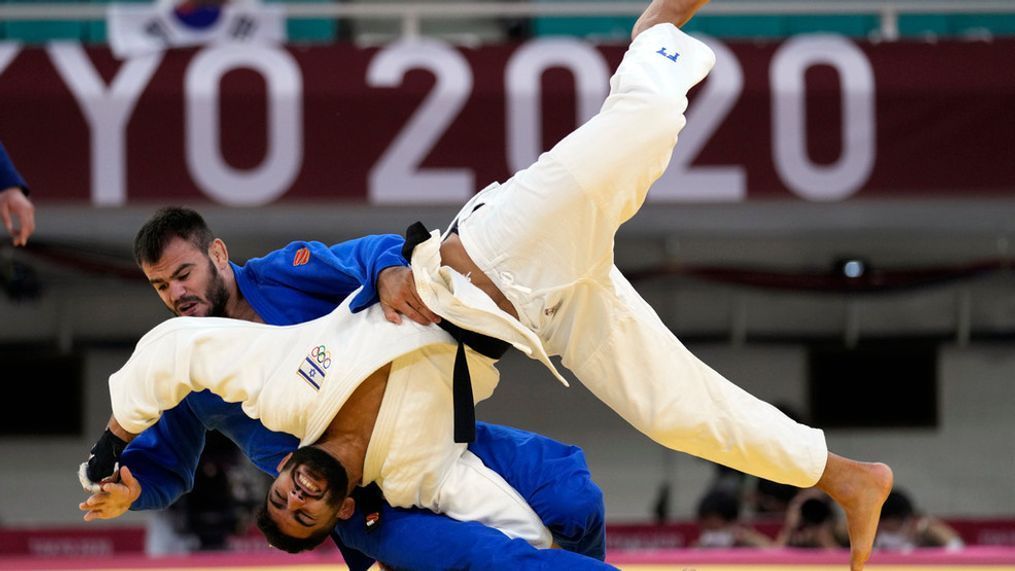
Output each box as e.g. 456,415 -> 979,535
0,526 -> 144,557
1,519 -> 1015,559
606,518 -> 1015,550
1,37 -> 1013,205
4,518 -> 1015,556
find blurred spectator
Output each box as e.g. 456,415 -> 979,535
227,451 -> 272,535
0,141 -> 35,247
652,482 -> 672,524
708,466 -> 800,520
752,477 -> 800,518
775,490 -> 847,549
183,431 -> 245,551
875,489 -> 964,551
145,504 -> 195,556
146,431 -> 266,554
695,489 -> 773,548
708,464 -> 747,497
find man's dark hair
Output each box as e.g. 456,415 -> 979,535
255,447 -> 350,553
255,504 -> 333,553
800,496 -> 834,525
880,490 -> 915,521
133,207 -> 215,266
697,489 -> 740,523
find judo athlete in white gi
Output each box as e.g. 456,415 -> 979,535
91,1 -> 893,567
102,293 -> 562,550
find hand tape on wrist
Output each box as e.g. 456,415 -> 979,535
84,429 -> 128,485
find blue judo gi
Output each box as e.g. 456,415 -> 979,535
0,142 -> 29,193
120,236 -> 610,570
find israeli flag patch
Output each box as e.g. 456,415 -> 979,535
297,345 -> 332,390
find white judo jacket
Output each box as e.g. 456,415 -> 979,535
108,292 -> 498,446
107,287 -> 555,547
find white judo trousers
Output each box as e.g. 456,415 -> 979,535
418,23 -> 828,487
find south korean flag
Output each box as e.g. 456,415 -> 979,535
107,0 -> 286,59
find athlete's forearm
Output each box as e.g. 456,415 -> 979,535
106,415 -> 138,443
438,234 -> 519,319
81,420 -> 136,487
632,0 -> 709,40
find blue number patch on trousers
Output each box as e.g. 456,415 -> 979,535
657,47 -> 680,62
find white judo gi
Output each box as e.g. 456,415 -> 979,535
109,296 -> 554,548
109,22 -> 825,551
411,23 -> 829,487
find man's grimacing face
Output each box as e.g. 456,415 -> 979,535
266,447 -> 351,539
141,236 -> 230,317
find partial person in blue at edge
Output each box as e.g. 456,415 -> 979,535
79,207 -> 609,570
0,141 -> 36,247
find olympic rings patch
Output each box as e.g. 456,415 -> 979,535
311,345 -> 332,369
298,343 -> 332,390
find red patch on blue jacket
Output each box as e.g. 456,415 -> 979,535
292,247 -> 311,267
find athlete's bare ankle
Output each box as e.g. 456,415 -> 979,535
817,454 -> 891,499
816,454 -> 893,570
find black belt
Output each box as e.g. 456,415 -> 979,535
401,222 -> 510,443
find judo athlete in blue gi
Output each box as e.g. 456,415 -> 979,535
80,0 -> 713,562
0,140 -> 35,246
79,208 -> 608,570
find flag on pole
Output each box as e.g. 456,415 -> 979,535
107,0 -> 287,59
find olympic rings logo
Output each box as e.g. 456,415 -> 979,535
311,345 -> 332,369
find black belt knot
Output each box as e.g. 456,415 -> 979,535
402,221 -> 509,443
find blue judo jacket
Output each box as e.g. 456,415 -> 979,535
0,142 -> 28,194
121,235 -> 609,570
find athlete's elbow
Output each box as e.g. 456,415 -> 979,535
564,480 -> 606,534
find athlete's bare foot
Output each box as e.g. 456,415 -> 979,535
632,0 -> 711,39
816,454 -> 893,570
